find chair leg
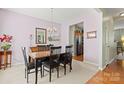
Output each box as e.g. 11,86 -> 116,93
52,69 -> 54,73
25,68 -> 26,78
49,68 -> 51,82
40,65 -> 42,78
70,62 -> 72,72
64,64 -> 66,75
57,67 -> 59,78
43,66 -> 44,77
27,70 -> 29,83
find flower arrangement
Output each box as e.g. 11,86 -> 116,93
0,34 -> 12,50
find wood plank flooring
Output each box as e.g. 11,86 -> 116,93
86,59 -> 124,84
73,55 -> 83,61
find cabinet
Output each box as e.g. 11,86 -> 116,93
0,50 -> 12,70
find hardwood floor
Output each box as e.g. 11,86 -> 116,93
86,59 -> 124,84
73,55 -> 83,61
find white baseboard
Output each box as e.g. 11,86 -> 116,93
72,59 -> 84,63
98,65 -> 106,71
12,62 -> 24,66
12,58 -> 24,66
84,60 -> 99,67
72,59 -> 98,67
99,55 -> 117,71
109,55 -> 117,64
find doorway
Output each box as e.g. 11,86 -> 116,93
69,22 -> 84,61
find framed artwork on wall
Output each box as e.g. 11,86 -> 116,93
35,28 -> 47,44
87,31 -> 97,39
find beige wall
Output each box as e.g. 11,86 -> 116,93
61,8 -> 102,67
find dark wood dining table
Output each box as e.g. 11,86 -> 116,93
28,51 -> 65,84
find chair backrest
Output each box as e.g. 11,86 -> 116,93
47,44 -> 54,47
47,44 -> 54,50
50,46 -> 61,62
65,45 -> 73,53
65,45 -> 73,63
50,46 -> 61,55
21,47 -> 28,66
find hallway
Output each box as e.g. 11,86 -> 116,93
86,59 -> 124,84
73,55 -> 83,61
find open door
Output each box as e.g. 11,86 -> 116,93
69,22 -> 84,62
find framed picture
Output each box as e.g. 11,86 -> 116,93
36,28 -> 47,44
87,31 -> 97,39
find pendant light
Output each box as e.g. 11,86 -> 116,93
48,8 -> 57,41
48,8 -> 56,33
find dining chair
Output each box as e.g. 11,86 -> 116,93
59,45 -> 73,75
21,47 -> 43,83
42,46 -> 61,82
47,44 -> 54,50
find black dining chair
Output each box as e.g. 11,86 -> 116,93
42,46 -> 61,82
59,45 -> 73,75
47,44 -> 54,50
21,47 -> 43,83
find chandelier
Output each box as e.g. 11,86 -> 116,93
47,8 -> 57,33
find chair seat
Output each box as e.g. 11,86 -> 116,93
59,54 -> 71,64
37,57 -> 48,62
27,61 -> 43,70
27,62 -> 35,69
59,60 -> 66,64
43,61 -> 59,69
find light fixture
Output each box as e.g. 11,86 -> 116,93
120,12 -> 124,16
47,8 -> 57,41
47,8 -> 57,33
121,36 -> 124,41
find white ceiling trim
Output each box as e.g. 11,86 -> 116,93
5,8 -> 98,24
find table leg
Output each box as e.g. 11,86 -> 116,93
6,54 -> 8,68
35,59 -> 38,84
29,56 -> 31,63
0,54 -> 1,69
10,54 -> 12,67
4,50 -> 7,70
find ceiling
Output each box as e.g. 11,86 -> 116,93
6,8 -> 124,29
101,8 -> 124,17
101,8 -> 124,29
5,8 -> 90,23
7,8 -> 124,19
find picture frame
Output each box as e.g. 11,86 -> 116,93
87,31 -> 97,39
35,28 -> 47,44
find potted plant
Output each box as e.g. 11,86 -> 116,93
0,34 -> 12,51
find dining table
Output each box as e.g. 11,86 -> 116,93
28,50 -> 66,84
